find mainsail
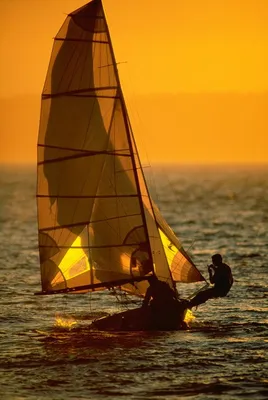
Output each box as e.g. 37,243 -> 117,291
36,0 -> 204,297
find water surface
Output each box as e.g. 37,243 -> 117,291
0,164 -> 267,399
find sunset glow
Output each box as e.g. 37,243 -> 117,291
0,0 -> 267,164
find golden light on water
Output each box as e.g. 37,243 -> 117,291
184,309 -> 195,324
54,314 -> 77,330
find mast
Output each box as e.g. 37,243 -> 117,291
100,1 -> 155,274
101,1 -> 178,290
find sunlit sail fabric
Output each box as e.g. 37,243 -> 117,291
37,0 -> 153,293
158,229 -> 204,283
37,0 -> 170,295
153,203 -> 205,283
36,0 -> 201,297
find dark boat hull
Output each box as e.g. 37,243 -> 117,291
92,304 -> 189,331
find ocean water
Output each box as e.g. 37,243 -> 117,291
0,164 -> 267,400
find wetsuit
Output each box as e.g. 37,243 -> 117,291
189,262 -> 233,308
142,279 -> 177,310
142,279 -> 180,329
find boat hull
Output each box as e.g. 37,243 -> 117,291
92,304 -> 189,331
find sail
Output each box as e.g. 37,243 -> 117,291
37,0 -> 175,296
153,202 -> 205,283
37,0 -> 203,297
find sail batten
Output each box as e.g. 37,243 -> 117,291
68,13 -> 104,19
55,38 -> 109,44
39,213 -> 142,232
38,144 -> 129,153
42,86 -> 118,98
40,241 -> 148,249
38,151 -> 132,165
37,194 -> 140,199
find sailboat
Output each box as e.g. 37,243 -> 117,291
36,0 -> 205,330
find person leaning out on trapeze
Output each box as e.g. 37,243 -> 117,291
187,253 -> 233,309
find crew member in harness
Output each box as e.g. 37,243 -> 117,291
188,254 -> 233,309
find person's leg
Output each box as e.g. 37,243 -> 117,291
188,287 -> 218,308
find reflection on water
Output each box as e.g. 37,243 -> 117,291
0,164 -> 268,400
54,314 -> 78,329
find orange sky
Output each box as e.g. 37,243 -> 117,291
0,0 -> 267,163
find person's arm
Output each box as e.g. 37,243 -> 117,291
208,265 -> 215,284
226,265 -> 233,286
172,289 -> 178,300
142,287 -> 151,307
